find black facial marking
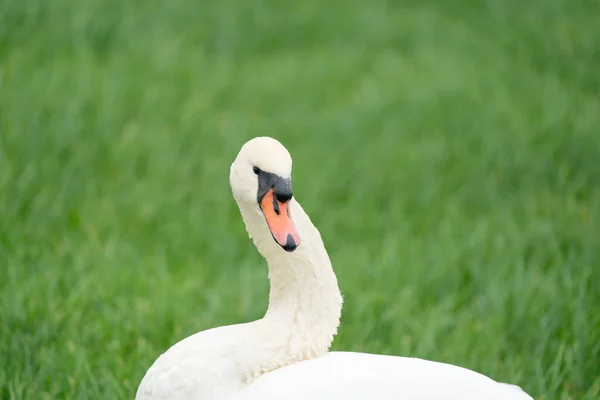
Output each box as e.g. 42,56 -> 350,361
256,170 -> 293,204
272,193 -> 281,215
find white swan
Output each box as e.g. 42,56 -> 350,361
136,136 -> 533,400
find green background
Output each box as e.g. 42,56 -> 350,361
1,0 -> 599,398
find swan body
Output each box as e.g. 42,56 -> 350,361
136,137 -> 533,400
237,352 -> 532,400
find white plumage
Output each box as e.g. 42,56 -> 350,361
136,137 -> 533,400
238,352 -> 532,400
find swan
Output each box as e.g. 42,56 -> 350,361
136,136 -> 533,400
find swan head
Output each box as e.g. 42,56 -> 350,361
230,136 -> 300,252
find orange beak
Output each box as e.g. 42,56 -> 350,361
259,188 -> 300,251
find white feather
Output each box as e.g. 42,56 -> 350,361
136,137 -> 533,400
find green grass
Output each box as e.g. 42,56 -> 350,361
1,0 -> 599,398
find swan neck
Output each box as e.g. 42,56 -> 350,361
240,199 -> 343,360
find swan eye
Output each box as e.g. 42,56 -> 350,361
253,166 -> 261,175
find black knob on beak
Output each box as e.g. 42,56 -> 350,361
274,180 -> 293,203
257,170 -> 293,204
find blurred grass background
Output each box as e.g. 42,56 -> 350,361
1,0 -> 599,399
